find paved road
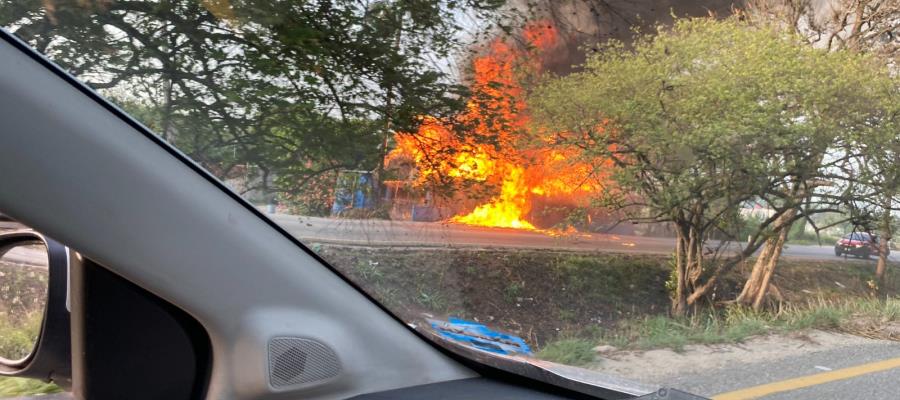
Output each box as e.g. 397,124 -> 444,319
0,221 -> 48,267
4,212 -> 893,262
669,335 -> 900,399
1,244 -> 48,268
267,213 -> 898,262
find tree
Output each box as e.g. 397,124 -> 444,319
0,0 -> 507,212
529,17 -> 893,314
730,0 -> 900,305
844,98 -> 900,297
745,0 -> 900,60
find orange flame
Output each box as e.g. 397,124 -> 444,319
453,165 -> 536,229
388,22 -> 606,230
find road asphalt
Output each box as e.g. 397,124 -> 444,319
0,245 -> 48,268
267,213 -> 899,263
672,335 -> 900,399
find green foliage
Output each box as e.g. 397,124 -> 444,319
0,304 -> 59,397
530,16 -> 897,309
278,173 -> 339,217
558,308 -> 577,323
0,377 -> 61,397
536,338 -> 596,366
782,305 -> 844,330
0,260 -> 47,360
554,254 -> 663,304
0,315 -> 40,361
664,254 -> 678,300
532,17 -> 892,227
354,260 -> 385,283
416,290 -> 447,311
504,281 -> 523,302
0,262 -> 59,397
2,0 -> 509,200
785,221 -> 837,245
595,298 -> 900,352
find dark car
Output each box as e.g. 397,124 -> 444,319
835,232 -> 887,259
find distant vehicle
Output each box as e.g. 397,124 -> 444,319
835,232 -> 888,259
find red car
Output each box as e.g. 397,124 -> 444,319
834,232 -> 888,259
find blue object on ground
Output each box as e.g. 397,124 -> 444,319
429,317 -> 532,355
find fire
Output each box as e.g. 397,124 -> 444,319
452,165 -> 536,229
387,22 -> 606,230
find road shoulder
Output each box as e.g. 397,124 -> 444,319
587,330 -> 900,398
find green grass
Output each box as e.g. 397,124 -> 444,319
0,377 -> 61,397
553,254 -> 665,304
537,298 -> 900,357
536,338 -> 597,366
0,320 -> 61,397
0,265 -> 62,397
0,312 -> 42,361
0,319 -> 61,397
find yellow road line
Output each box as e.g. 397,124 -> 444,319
712,356 -> 900,400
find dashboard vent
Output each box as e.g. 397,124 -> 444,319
268,337 -> 341,388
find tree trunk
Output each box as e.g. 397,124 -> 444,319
736,236 -> 775,304
737,209 -> 796,308
374,21 -> 404,206
672,224 -> 704,316
161,35 -> 177,143
672,227 -> 689,316
875,235 -> 889,298
752,226 -> 788,310
875,195 -> 893,299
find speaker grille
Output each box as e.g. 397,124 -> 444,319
268,337 -> 341,388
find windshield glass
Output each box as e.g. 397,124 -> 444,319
4,1 -> 900,398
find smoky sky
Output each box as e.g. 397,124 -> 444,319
515,0 -> 742,74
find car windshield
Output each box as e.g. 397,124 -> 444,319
845,233 -> 871,241
4,1 -> 900,398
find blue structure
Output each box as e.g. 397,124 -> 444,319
429,317 -> 532,356
331,171 -> 375,215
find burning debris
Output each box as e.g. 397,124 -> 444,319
387,22 -> 609,231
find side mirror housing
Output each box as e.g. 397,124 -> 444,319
0,230 -> 71,388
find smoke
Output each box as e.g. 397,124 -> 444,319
505,0 -> 742,74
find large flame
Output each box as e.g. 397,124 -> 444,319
387,22 -> 605,230
454,165 -> 536,229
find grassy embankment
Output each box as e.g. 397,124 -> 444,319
315,245 -> 900,366
539,297 -> 900,365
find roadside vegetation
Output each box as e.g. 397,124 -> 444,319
319,245 -> 900,365
530,15 -> 900,315
0,322 -> 58,397
540,297 -> 900,366
0,263 -> 60,397
0,377 -> 61,397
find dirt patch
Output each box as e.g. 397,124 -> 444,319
314,244 -> 900,347
842,318 -> 900,341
